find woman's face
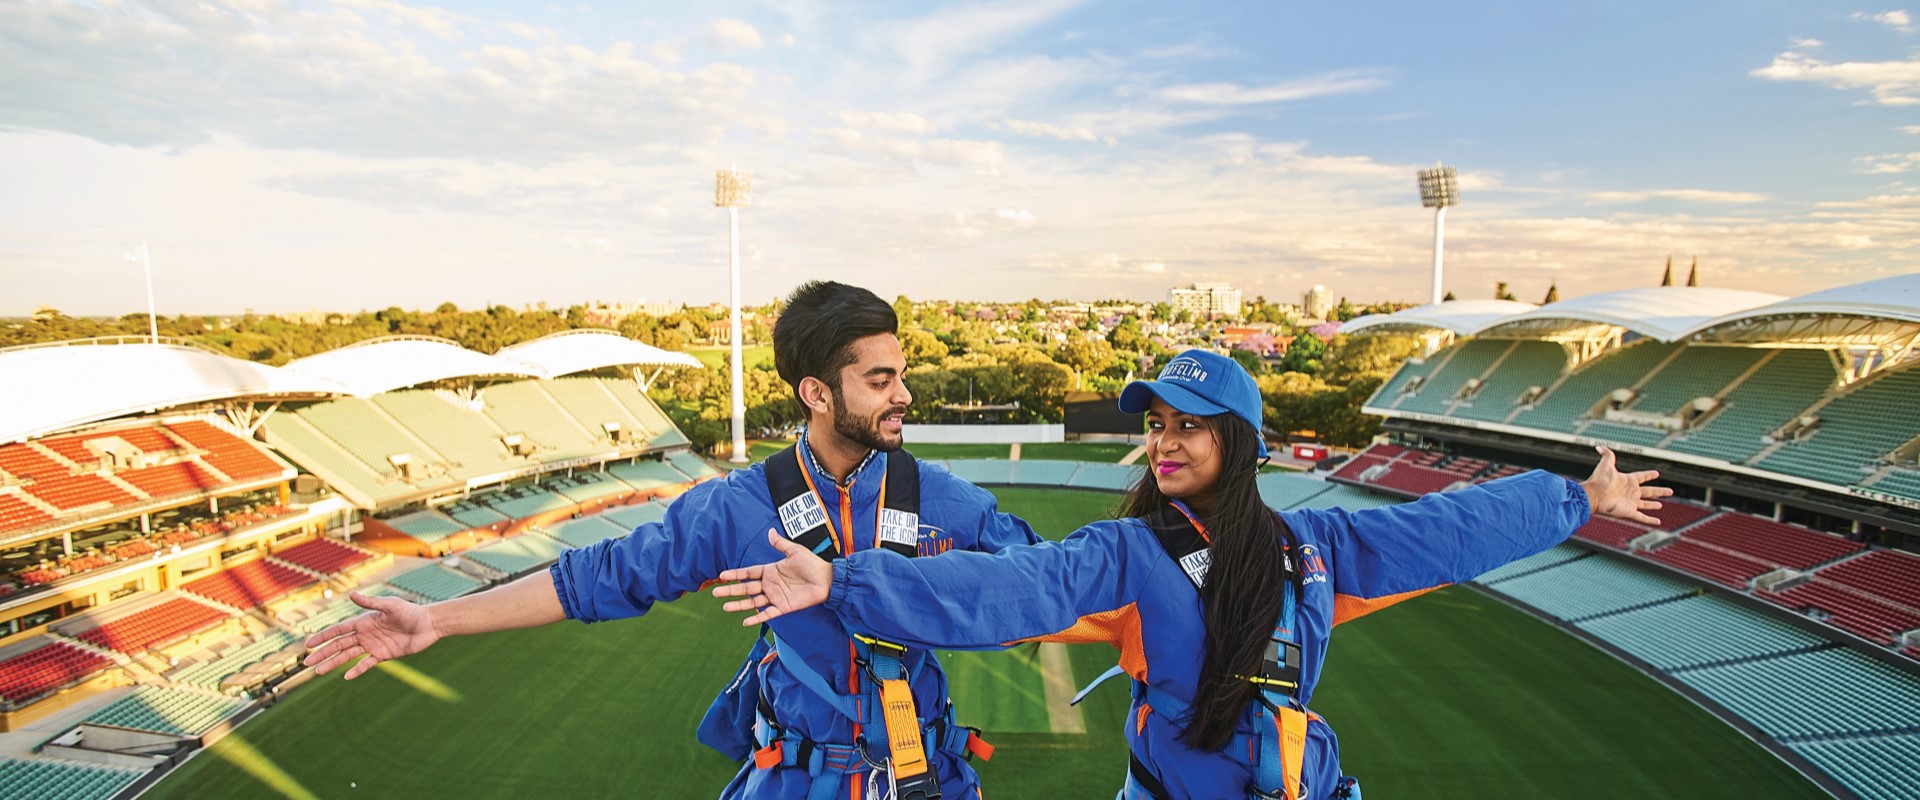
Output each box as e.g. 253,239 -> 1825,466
1146,397 -> 1222,510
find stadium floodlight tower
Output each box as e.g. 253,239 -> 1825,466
1417,163 -> 1460,306
715,166 -> 752,464
122,242 -> 158,343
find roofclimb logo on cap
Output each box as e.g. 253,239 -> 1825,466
1161,356 -> 1209,384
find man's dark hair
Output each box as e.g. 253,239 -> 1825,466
772,281 -> 899,395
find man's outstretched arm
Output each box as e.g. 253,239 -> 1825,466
303,570 -> 564,680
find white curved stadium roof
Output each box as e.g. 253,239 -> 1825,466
1690,273 -> 1920,331
284,336 -> 543,396
0,341 -> 346,443
1476,287 -> 1786,341
498,329 -> 702,375
1344,300 -> 1539,335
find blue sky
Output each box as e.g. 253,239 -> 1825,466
1,0 -> 1916,315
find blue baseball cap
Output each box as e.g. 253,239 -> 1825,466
1119,349 -> 1268,458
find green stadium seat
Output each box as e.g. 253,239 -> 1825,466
1449,341 -> 1570,423
1394,340 -> 1514,416
545,516 -> 630,549
1667,349 -> 1839,464
464,534 -> 569,575
1576,595 -> 1825,670
1758,366 -> 1920,488
1510,341 -> 1678,434
1482,555 -> 1695,620
387,564 -> 485,602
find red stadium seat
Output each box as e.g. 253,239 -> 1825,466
181,561 -> 316,610
1638,539 -> 1772,588
1761,581 -> 1920,645
74,598 -> 230,653
272,539 -> 373,575
1678,515 -> 1862,570
1815,550 -> 1920,610
0,641 -> 111,703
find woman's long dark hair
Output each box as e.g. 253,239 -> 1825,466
1120,412 -> 1296,752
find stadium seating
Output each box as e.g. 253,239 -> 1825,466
667,451 -> 721,481
1366,464 -> 1462,496
38,427 -> 178,465
0,757 -> 143,800
1678,515 -> 1862,570
1639,539 -> 1773,588
1328,454 -> 1387,483
24,474 -> 134,511
83,685 -> 246,736
544,516 -> 630,549
272,538 -> 372,575
181,560 -> 315,609
1578,594 -> 1826,670
600,501 -> 667,531
943,460 -> 1015,485
1511,340 -> 1678,434
118,461 -> 222,499
1472,544 -> 1588,583
548,471 -> 632,504
599,379 -> 690,448
386,564 -> 484,602
1448,341 -> 1569,422
262,413 -> 405,503
608,459 -> 689,491
541,378 -> 646,442
1761,581 -> 1920,645
480,382 -> 601,457
373,390 -> 523,479
1481,555 -> 1696,620
1673,646 -> 1920,739
74,597 -> 230,653
283,595 -> 366,635
0,641 -> 111,705
1819,550 -> 1920,610
1255,473 -> 1336,509
463,535 -> 568,576
385,511 -> 470,544
0,443 -> 64,481
1645,501 -> 1714,532
1869,468 -> 1920,503
296,400 -> 433,476
1666,349 -> 1839,464
481,487 -> 573,520
1759,365 -> 1920,487
167,420 -> 287,482
1573,517 -> 1647,550
1790,733 -> 1920,800
170,629 -> 302,692
437,499 -> 509,529
0,494 -> 53,532
1393,340 -> 1513,415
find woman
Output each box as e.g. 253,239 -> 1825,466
715,349 -> 1667,800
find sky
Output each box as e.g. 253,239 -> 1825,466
1,0 -> 1918,316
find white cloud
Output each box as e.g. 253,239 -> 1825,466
782,33 -> 796,47
838,110 -> 938,135
1851,10 -> 1914,32
1751,47 -> 1920,105
874,0 -> 1086,81
1002,119 -> 1114,145
1900,124 -> 1920,133
1586,189 -> 1771,204
702,18 -> 764,51
1855,151 -> 1920,173
1156,70 -> 1390,105
562,236 -> 615,254
650,39 -> 684,63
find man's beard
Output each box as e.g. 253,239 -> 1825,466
831,389 -> 904,453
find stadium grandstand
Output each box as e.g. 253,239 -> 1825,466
0,329 -> 718,798
1335,273 -> 1920,799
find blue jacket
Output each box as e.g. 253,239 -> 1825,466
823,470 -> 1592,800
549,443 -> 1042,799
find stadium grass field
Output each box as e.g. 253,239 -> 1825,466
146,486 -> 1819,799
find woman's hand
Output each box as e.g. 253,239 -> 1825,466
1582,446 -> 1673,526
713,529 -> 835,626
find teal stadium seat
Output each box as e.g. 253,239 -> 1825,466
464,534 -> 568,575
667,451 -> 722,480
1759,366 -> 1920,487
388,564 -> 485,602
1472,544 -> 1588,583
1667,349 -> 1839,464
1870,469 -> 1920,503
601,501 -> 669,530
1393,340 -> 1514,416
480,382 -> 602,459
545,516 -> 630,549
1448,341 -> 1569,423
374,390 -> 528,480
1673,647 -> 1920,740
944,460 -> 1015,485
608,459 -> 690,492
1510,341 -> 1678,435
386,511 -> 469,545
0,757 -> 143,800
1481,555 -> 1695,620
1576,595 -> 1825,670
1009,460 -> 1079,486
541,378 -> 650,443
548,471 -> 634,504
83,685 -> 246,736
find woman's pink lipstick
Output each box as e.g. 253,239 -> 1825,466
1157,461 -> 1182,475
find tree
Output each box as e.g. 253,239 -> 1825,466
899,327 -> 947,367
1228,347 -> 1267,377
1281,333 -> 1326,375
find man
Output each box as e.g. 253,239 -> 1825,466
305,281 -> 1041,799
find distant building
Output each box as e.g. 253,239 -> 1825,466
1302,284 -> 1334,319
1170,282 -> 1242,319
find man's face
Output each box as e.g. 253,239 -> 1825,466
827,333 -> 913,452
